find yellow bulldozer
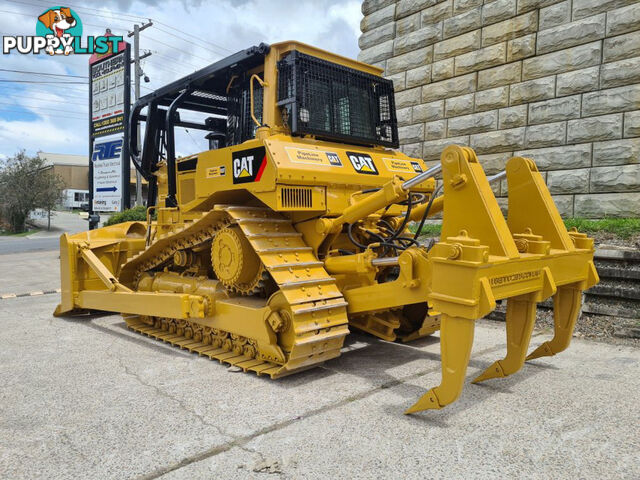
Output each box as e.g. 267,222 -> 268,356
56,41 -> 598,413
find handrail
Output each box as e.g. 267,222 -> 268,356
249,74 -> 268,127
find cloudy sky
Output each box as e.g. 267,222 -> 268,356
0,0 -> 363,159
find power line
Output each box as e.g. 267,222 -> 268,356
143,57 -> 192,77
151,22 -> 233,54
0,68 -> 88,79
5,0 -> 133,29
128,20 -> 153,206
0,107 -> 86,121
147,25 -> 228,57
8,0 -> 234,54
151,52 -> 202,72
1,28 -> 208,79
0,6 -> 218,73
184,129 -> 203,150
145,65 -> 185,79
0,6 -> 129,36
0,79 -> 87,85
0,100 -> 87,115
13,0 -> 149,23
0,82 -> 90,95
143,34 -> 219,64
0,93 -> 86,107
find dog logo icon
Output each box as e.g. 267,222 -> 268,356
2,7 -> 121,56
36,6 -> 81,55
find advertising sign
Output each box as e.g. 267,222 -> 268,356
92,134 -> 124,212
88,39 -> 130,214
90,50 -> 127,137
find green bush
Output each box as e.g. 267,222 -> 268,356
103,205 -> 148,226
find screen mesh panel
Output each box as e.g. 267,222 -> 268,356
277,51 -> 398,148
226,79 -> 263,146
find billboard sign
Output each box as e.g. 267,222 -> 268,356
88,38 -> 130,214
92,134 -> 124,212
90,50 -> 127,137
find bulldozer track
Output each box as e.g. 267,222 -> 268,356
125,316 -> 290,377
122,205 -> 350,378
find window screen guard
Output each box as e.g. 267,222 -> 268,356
277,51 -> 399,148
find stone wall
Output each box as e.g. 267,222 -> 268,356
358,0 -> 640,218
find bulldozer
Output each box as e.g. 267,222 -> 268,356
55,41 -> 599,414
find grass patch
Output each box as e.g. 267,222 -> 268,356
408,222 -> 442,237
408,218 -> 640,239
0,229 -> 37,237
564,218 -> 640,239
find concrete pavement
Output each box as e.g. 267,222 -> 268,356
1,291 -> 639,479
1,243 -> 639,479
0,250 -> 60,296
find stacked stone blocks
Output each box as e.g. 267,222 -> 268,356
359,0 -> 640,217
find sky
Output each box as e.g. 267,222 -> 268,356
0,0 -> 363,159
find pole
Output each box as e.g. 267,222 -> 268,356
128,20 -> 152,207
133,24 -> 142,207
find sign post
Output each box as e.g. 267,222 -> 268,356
88,36 -> 130,227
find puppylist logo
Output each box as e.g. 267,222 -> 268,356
3,6 -> 123,56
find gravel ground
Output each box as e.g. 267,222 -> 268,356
534,309 -> 640,347
591,232 -> 640,249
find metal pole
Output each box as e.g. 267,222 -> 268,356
402,164 -> 442,190
402,164 -> 505,191
133,24 -> 142,207
486,170 -> 507,183
371,256 -> 399,267
128,20 -> 152,207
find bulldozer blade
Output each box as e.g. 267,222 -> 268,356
472,294 -> 537,383
527,284 -> 582,360
405,315 -> 475,414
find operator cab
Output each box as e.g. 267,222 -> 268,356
129,41 -> 399,208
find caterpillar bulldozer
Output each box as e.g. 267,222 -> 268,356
55,41 -> 599,414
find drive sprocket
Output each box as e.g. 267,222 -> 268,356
211,225 -> 267,295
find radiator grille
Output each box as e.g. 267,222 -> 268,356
280,186 -> 313,209
277,51 -> 398,148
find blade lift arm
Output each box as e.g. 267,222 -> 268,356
65,244 -> 207,320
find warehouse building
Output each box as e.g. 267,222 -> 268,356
38,152 -> 146,209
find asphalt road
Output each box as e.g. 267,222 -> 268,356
0,210 -> 96,255
0,236 -> 59,255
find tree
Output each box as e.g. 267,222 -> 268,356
0,151 -> 65,233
